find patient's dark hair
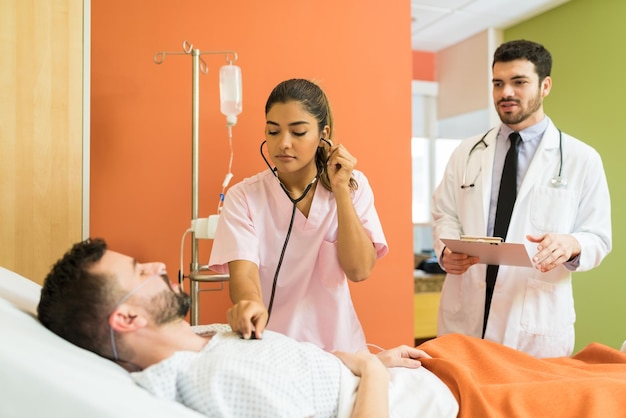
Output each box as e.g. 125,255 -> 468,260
492,39 -> 552,82
38,238 -> 118,359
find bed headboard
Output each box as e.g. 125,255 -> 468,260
0,266 -> 204,418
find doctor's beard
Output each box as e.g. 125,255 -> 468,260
496,89 -> 543,126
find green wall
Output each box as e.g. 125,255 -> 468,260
506,0 -> 625,351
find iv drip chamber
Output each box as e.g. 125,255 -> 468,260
219,64 -> 242,125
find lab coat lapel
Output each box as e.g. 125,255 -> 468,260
480,129 -> 499,229
516,124 -> 561,203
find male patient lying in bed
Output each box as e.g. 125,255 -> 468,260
37,238 -> 626,418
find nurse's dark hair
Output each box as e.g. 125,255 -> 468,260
265,78 -> 357,192
38,238 -> 118,359
492,39 -> 552,82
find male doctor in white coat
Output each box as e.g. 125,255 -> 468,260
432,39 -> 612,358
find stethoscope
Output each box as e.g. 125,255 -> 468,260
460,128 -> 566,189
259,137 -> 332,324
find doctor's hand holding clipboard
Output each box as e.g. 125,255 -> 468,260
438,245 -> 480,275
441,233 -> 581,274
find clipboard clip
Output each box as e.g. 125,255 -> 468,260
460,235 -> 503,245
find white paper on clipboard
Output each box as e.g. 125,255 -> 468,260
441,238 -> 533,267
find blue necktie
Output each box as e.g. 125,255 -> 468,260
483,132 -> 522,338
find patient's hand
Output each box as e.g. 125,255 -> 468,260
333,350 -> 389,378
334,350 -> 391,418
376,345 -> 430,369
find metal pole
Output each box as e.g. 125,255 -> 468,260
153,43 -> 238,326
190,48 -> 200,325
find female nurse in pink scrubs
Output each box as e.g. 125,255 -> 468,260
208,79 -> 388,352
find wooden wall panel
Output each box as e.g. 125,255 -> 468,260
0,0 -> 84,284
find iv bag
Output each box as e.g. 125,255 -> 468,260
219,64 -> 242,125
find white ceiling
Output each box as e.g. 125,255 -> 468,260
411,0 -> 570,52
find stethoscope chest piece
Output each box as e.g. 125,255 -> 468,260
550,176 -> 567,187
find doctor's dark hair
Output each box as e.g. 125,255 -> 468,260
493,39 -> 552,82
265,78 -> 357,192
38,238 -> 119,359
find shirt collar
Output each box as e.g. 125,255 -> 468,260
499,116 -> 550,145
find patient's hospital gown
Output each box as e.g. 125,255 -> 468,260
131,325 -> 458,418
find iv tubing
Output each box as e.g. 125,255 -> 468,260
217,124 -> 235,214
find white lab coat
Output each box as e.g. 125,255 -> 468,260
432,120 -> 612,357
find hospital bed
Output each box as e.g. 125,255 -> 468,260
0,266 -> 205,418
3,265 -> 626,418
0,266 -> 460,418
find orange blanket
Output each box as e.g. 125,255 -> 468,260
419,334 -> 626,418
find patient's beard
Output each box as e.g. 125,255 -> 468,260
146,278 -> 192,325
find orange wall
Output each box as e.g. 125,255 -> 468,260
91,0 -> 414,348
412,50 -> 436,81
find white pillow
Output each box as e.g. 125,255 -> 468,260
0,268 -> 204,418
0,266 -> 42,315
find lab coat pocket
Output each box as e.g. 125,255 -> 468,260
529,186 -> 577,233
439,274 -> 463,315
318,240 -> 344,288
521,277 -> 575,336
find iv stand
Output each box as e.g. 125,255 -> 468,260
154,41 -> 237,324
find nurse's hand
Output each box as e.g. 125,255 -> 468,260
527,233 -> 581,273
326,142 -> 356,191
441,247 -> 479,275
227,299 -> 268,339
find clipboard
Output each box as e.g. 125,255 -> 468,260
441,237 -> 533,267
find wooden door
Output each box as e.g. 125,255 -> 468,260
0,0 -> 85,284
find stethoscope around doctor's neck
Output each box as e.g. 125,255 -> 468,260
460,128 -> 566,189
258,137 -> 333,326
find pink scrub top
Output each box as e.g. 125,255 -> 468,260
208,169 -> 388,352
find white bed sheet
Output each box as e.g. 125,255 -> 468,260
0,266 -> 204,418
0,266 -> 460,418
